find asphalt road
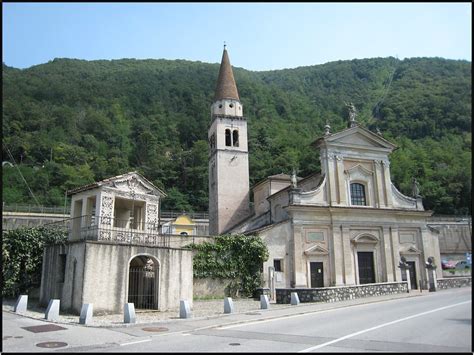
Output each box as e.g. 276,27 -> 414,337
2,287 -> 471,353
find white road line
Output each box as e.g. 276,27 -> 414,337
120,339 -> 152,346
298,300 -> 471,353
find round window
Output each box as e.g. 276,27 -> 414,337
229,103 -> 234,108
219,104 -> 222,108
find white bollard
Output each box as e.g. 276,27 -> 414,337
290,292 -> 300,305
179,300 -> 192,319
260,294 -> 270,309
45,299 -> 60,321
14,295 -> 28,314
79,303 -> 93,325
224,297 -> 234,314
124,303 -> 136,324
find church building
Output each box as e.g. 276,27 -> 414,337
208,47 -> 443,292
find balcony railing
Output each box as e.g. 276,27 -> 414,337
43,215 -> 213,248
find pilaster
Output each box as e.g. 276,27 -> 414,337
374,160 -> 385,207
336,155 -> 347,205
382,160 -> 393,207
293,224 -> 306,287
390,226 -> 402,281
382,226 -> 395,282
330,225 -> 345,286
327,154 -> 338,206
341,226 -> 355,285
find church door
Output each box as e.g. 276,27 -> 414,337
310,262 -> 324,288
407,261 -> 418,289
357,252 -> 375,284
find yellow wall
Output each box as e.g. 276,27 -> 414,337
173,215 -> 195,235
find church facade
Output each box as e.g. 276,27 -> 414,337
209,48 -> 443,292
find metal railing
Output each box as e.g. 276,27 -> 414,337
3,203 -> 209,219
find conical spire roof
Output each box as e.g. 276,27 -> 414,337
214,47 -> 240,101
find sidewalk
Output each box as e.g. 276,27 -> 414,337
2,289 -> 429,329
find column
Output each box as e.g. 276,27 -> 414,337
382,226 -> 394,282
341,226 -> 355,285
331,225 -> 344,286
336,156 -> 347,205
390,226 -> 402,281
374,160 -> 385,207
382,160 -> 393,208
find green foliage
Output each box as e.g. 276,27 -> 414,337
2,226 -> 67,298
2,57 -> 471,214
189,234 -> 269,297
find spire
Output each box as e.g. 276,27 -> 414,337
214,46 -> 240,101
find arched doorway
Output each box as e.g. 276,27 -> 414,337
128,255 -> 159,310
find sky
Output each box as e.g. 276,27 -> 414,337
2,2 -> 472,71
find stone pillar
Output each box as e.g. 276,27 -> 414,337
224,297 -> 234,314
390,227 -> 402,281
331,225 -> 344,286
382,160 -> 393,208
374,161 -> 385,207
290,292 -> 300,305
14,295 -> 28,314
341,226 -> 355,285
45,299 -> 60,321
425,257 -> 437,292
336,155 -> 347,205
260,295 -> 270,309
124,303 -> 136,324
80,303 -> 93,325
179,300 -> 192,318
382,226 -> 395,282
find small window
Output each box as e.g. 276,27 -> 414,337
180,232 -> 188,236
229,103 -> 234,108
350,183 -> 366,206
274,259 -> 283,272
225,129 -> 231,146
232,130 -> 239,147
219,104 -> 222,108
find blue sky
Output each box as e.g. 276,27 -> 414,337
2,2 -> 472,71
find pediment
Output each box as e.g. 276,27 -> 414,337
105,172 -> 166,197
304,244 -> 329,255
401,245 -> 422,255
352,233 -> 379,244
345,164 -> 373,176
326,127 -> 397,150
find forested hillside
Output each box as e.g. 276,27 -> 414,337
2,56 -> 471,215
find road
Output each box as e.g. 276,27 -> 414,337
2,287 -> 471,353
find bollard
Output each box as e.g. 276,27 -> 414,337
124,303 -> 136,324
14,295 -> 28,314
79,303 -> 93,325
290,292 -> 300,305
45,299 -> 60,321
179,300 -> 192,319
260,295 -> 270,309
224,297 -> 234,314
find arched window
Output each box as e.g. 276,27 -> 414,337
232,130 -> 239,147
350,183 -> 366,206
225,129 -> 231,146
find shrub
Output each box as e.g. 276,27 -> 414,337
2,226 -> 67,298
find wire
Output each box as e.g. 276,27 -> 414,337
3,143 -> 42,207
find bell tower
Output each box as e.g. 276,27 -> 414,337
208,46 -> 250,235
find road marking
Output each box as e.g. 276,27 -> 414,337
298,300 -> 471,352
120,339 -> 152,346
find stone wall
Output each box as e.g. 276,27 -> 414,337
436,277 -> 471,289
193,278 -> 234,298
276,282 -> 409,304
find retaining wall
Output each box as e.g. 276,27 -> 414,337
436,277 -> 471,289
276,282 -> 409,304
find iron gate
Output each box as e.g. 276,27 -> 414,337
128,266 -> 157,309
